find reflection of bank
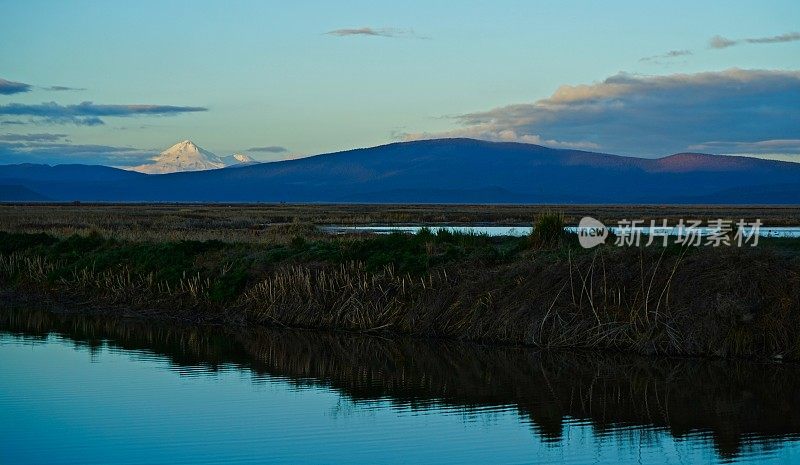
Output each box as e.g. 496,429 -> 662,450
3,306 -> 798,460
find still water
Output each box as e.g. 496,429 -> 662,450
2,308 -> 800,464
324,225 -> 800,238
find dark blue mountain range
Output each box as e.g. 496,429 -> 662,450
1,138 -> 798,203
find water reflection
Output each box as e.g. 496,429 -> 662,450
2,308 -> 799,463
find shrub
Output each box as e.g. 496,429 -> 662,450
531,211 -> 566,248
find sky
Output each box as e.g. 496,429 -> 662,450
1,0 -> 799,166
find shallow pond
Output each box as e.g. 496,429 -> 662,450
323,225 -> 800,238
2,308 -> 799,464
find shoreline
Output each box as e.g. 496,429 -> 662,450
2,227 -> 799,361
3,289 -> 796,366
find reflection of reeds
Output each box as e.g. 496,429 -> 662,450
3,306 -> 799,460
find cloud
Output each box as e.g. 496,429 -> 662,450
0,140 -> 155,166
0,133 -> 68,142
404,69 -> 800,156
0,101 -> 207,125
0,78 -> 32,95
710,32 -> 800,49
747,32 -> 800,44
402,126 -> 600,150
709,35 -> 738,49
690,140 -> 800,163
687,139 -> 800,154
43,86 -> 86,91
247,145 -> 288,153
639,49 -> 692,63
1,78 -> 86,95
325,27 -> 426,39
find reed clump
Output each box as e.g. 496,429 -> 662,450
0,227 -> 799,360
530,211 -> 566,248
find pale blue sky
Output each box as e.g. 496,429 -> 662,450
1,0 -> 799,163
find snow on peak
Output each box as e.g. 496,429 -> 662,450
130,140 -> 226,174
220,152 -> 258,168
232,153 -> 254,163
128,141 -> 261,174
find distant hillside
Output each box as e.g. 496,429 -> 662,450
0,184 -> 49,201
1,138 -> 799,203
0,163 -> 144,182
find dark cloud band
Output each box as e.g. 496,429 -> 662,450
0,78 -> 86,95
0,140 -> 155,166
0,101 -> 208,125
44,86 -> 86,91
0,78 -> 32,95
0,133 -> 68,142
247,145 -> 287,153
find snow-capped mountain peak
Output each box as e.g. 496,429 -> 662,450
220,152 -> 259,167
130,140 -> 254,174
151,140 -> 224,169
232,153 -> 254,163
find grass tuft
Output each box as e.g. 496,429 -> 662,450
531,211 -> 566,249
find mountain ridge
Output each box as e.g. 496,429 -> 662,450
1,138 -> 798,203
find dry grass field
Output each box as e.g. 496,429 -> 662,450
1,203 -> 799,243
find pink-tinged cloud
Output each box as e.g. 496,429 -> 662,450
405,69 -> 800,157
